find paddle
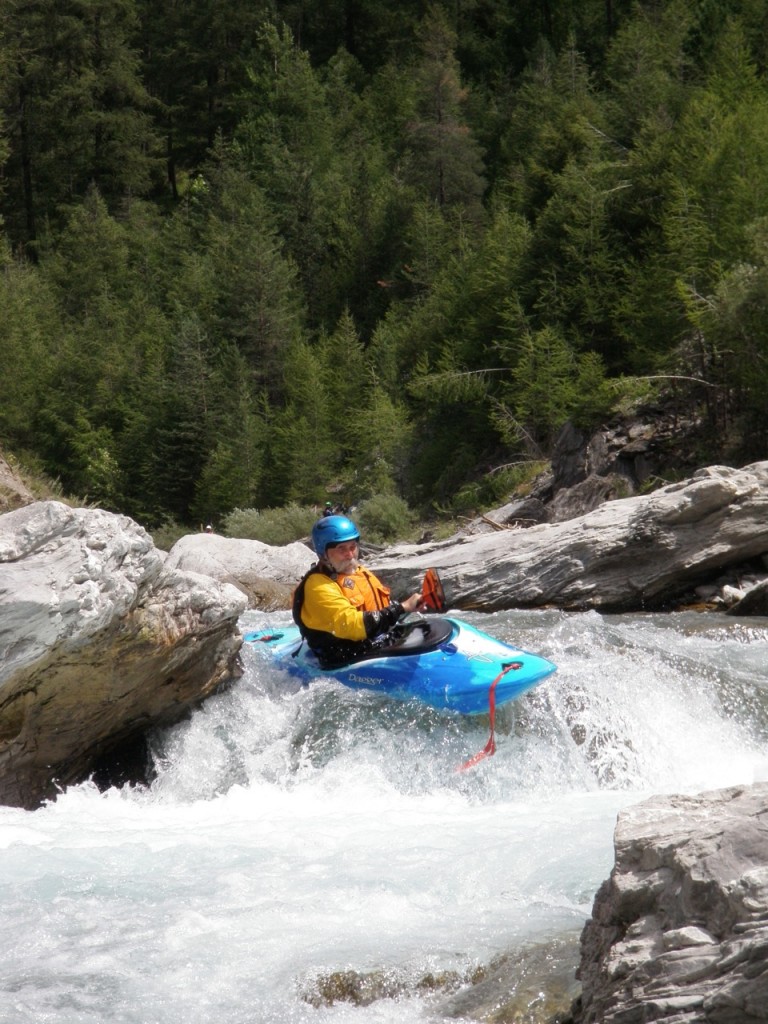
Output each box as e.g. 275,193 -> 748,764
420,567 -> 446,613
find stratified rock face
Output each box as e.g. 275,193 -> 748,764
574,783 -> 768,1024
371,463 -> 768,612
0,502 -> 247,809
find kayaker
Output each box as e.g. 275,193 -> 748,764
292,514 -> 428,668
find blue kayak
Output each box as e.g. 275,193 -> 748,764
243,615 -> 557,716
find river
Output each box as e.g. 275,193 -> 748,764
1,608 -> 767,1023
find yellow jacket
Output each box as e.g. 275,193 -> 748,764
300,566 -> 392,640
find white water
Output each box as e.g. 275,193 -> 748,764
1,608 -> 767,1024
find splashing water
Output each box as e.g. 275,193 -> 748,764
1,608 -> 766,1023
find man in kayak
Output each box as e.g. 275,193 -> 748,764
292,514 -> 428,668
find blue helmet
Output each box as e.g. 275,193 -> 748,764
311,515 -> 360,557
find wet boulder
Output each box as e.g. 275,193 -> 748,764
570,782 -> 768,1024
726,577 -> 768,616
0,501 -> 247,809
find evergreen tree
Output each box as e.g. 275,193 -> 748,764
39,185 -> 131,315
367,202 -> 533,502
191,345 -> 268,522
137,0 -> 271,199
603,0 -> 693,145
0,242 -> 61,452
699,218 -> 768,452
29,190 -> 143,502
346,377 -> 413,500
237,24 -> 393,331
267,339 -> 336,503
664,20 -> 768,274
317,309 -> 368,464
525,152 -> 630,367
145,313 -> 215,521
200,150 -> 307,401
499,38 -> 603,215
274,0 -> 421,71
404,5 -> 486,221
0,0 -> 161,245
509,326 -> 588,451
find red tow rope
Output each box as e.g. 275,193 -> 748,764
457,661 -> 522,772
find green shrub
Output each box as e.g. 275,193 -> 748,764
355,493 -> 415,543
222,503 -> 316,545
445,460 -> 548,517
150,518 -> 190,551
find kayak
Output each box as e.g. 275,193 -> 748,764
243,615 -> 557,716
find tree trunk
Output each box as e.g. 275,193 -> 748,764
18,71 -> 37,244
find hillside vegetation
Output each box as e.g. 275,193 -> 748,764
1,0 -> 767,533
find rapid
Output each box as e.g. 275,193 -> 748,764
1,607 -> 767,1024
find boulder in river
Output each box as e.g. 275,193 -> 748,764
163,531 -> 314,609
569,782 -> 768,1024
371,463 -> 768,612
0,501 -> 247,809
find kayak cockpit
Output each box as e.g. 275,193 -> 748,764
374,615 -> 455,657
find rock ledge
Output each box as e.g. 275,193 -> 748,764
569,783 -> 768,1024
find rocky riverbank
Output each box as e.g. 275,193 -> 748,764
564,783 -> 768,1024
3,455 -> 768,1020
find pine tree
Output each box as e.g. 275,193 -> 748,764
237,23 -> 389,331
665,20 -> 768,273
191,345 -> 268,521
200,151 -> 307,402
499,37 -> 604,215
404,5 -> 486,221
146,313 -> 215,521
136,0 -> 269,199
267,339 -> 336,503
0,0 -> 161,245
509,326 -> 581,451
679,218 -> 768,451
0,242 -> 61,451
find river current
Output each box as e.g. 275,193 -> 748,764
1,607 -> 767,1023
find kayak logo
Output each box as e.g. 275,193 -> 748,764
346,672 -> 382,686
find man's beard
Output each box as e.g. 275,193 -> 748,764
333,556 -> 358,575
323,550 -> 359,575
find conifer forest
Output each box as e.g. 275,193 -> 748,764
2,0 -> 768,530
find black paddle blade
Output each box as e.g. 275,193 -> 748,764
421,567 -> 446,612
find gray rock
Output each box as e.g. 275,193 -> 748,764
571,783 -> 768,1024
548,472 -> 631,524
721,583 -> 747,606
727,578 -> 768,617
551,420 -> 590,490
371,463 -> 768,612
164,532 -> 314,609
0,501 -> 247,809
